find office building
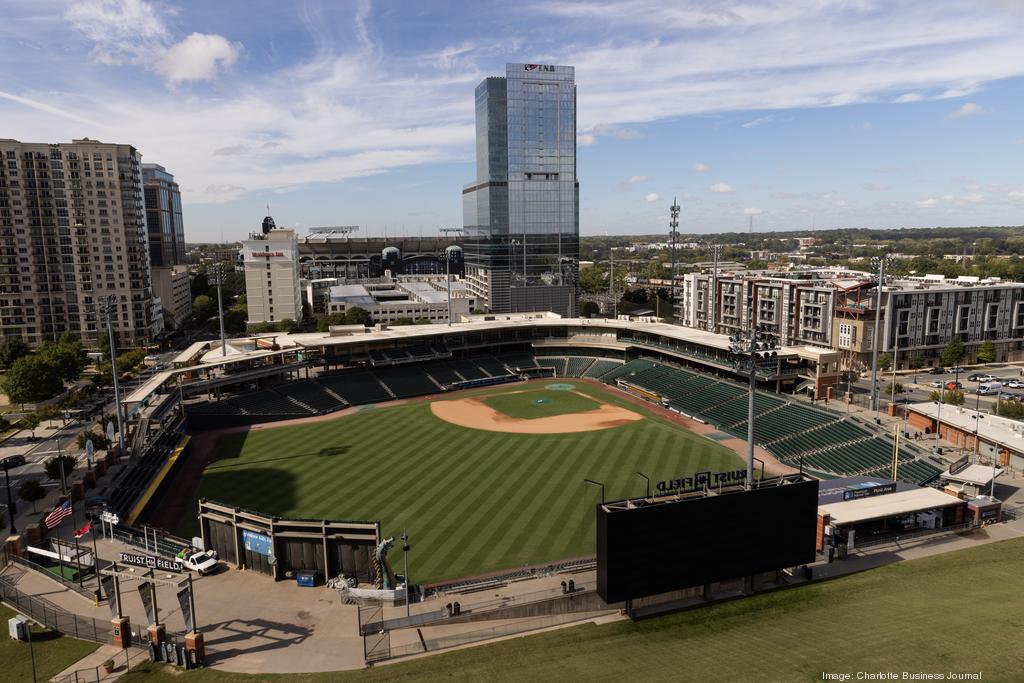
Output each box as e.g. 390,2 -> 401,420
326,274 -> 476,324
142,163 -> 189,329
241,216 -> 302,325
0,138 -> 160,347
462,63 -> 578,316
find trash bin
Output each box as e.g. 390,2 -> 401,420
296,570 -> 317,587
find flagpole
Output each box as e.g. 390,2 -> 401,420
71,501 -> 84,588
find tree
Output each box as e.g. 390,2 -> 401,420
224,305 -> 247,333
344,307 -> 372,326
316,313 -> 347,332
17,478 -> 46,513
2,355 -> 64,404
580,300 -> 600,318
44,454 -> 76,489
994,398 -> 1024,420
34,405 -> 61,428
0,336 -> 30,369
977,338 -> 996,364
38,338 -> 87,382
21,412 -> 40,440
941,336 -> 966,367
76,429 -> 110,451
278,319 -> 299,333
877,352 -> 892,372
929,389 -> 965,405
192,295 -> 215,322
249,322 -> 279,333
908,352 -> 926,370
578,266 -> 607,295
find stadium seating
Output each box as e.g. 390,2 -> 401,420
475,356 -> 515,377
374,365 -> 442,399
276,379 -> 346,414
537,357 -> 568,376
503,353 -> 538,371
446,359 -> 489,381
584,359 -> 623,378
318,371 -> 394,405
600,359 -> 656,383
565,357 -> 596,377
424,361 -> 465,386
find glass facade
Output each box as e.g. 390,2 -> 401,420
463,64 -> 578,316
142,164 -> 185,266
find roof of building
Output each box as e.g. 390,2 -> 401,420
941,463 -> 1004,487
816,475 -> 916,505
819,487 -> 963,526
907,402 -> 1024,454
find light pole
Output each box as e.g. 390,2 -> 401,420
869,254 -> 890,413
583,478 -> 605,503
98,297 -> 126,455
401,528 -> 410,617
709,244 -> 722,332
439,228 -> 463,326
210,263 -> 227,357
2,460 -> 16,535
669,198 -> 679,319
730,325 -> 779,488
609,247 -> 617,319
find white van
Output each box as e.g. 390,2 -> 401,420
977,381 -> 1003,395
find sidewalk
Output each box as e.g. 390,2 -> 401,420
51,645 -> 149,682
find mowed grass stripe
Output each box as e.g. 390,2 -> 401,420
190,382 -> 742,583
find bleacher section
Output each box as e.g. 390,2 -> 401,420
277,379 -> 346,413
447,359 -> 488,381
565,357 -> 595,377
584,359 -> 623,379
374,365 -> 441,399
600,359 -> 655,383
537,357 -> 568,376
318,371 -> 394,405
475,356 -> 514,377
424,362 -> 465,387
109,426 -> 184,517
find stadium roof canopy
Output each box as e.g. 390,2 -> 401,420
819,487 -> 963,526
941,463 -> 1004,488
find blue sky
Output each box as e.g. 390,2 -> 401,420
2,0 -> 1023,241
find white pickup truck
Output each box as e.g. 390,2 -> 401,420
176,548 -> 220,575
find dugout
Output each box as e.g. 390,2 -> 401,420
816,477 -> 967,552
198,500 -> 379,583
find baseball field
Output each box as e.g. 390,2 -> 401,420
181,380 -> 742,583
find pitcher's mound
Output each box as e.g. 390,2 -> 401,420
430,393 -> 642,434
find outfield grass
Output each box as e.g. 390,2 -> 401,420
0,604 -> 100,682
183,381 -> 740,583
482,388 -> 600,419
122,537 -> 1024,682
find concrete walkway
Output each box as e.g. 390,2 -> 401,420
50,645 -> 149,683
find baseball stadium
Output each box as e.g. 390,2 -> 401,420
123,313 -> 947,587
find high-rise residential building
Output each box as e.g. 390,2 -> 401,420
0,138 -> 161,347
462,63 -> 578,316
241,216 -> 302,326
142,163 -> 190,329
142,163 -> 185,266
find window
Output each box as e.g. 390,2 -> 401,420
896,309 -> 910,336
985,303 -> 999,331
926,307 -> 941,334
956,305 -> 971,333
1015,302 -> 1024,329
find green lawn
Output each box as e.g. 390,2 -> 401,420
0,604 -> 100,682
123,536 -> 1024,682
182,381 -> 740,583
482,387 -> 601,419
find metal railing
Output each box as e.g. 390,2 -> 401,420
10,553 -> 99,602
0,577 -> 146,649
853,520 -> 980,550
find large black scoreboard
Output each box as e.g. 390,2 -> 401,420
596,476 -> 819,603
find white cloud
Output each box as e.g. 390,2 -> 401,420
1009,191 -> 1024,200
948,102 -> 985,119
577,133 -> 596,146
710,183 -> 734,194
644,192 -> 660,202
741,115 -> 774,129
693,162 -> 709,172
1014,138 -> 1024,145
914,198 -> 937,208
852,121 -> 873,130
894,92 -> 923,103
743,207 -> 762,215
625,175 -> 650,185
158,33 -> 241,85
65,0 -> 169,65
963,192 -> 985,203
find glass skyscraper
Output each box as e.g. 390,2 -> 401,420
463,63 -> 578,316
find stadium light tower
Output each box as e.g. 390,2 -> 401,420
98,296 -> 126,455
209,263 -> 228,357
730,325 -> 780,488
439,228 -> 463,326
869,254 -> 892,413
669,198 -> 680,319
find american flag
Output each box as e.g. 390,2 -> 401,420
44,500 -> 73,529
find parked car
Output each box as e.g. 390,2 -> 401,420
176,548 -> 220,575
971,374 -> 997,383
928,381 -> 944,388
1005,379 -> 1023,389
1,454 -> 27,468
998,392 -> 1018,401
929,367 -> 944,375
947,366 -> 966,373
977,381 -> 1003,395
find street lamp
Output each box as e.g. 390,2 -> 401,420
730,325 -> 780,488
401,528 -> 411,618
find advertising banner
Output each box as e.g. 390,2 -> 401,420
102,575 -> 118,619
177,588 -> 193,633
138,581 -> 156,624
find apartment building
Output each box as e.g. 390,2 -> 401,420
142,163 -> 190,328
0,138 -> 160,347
